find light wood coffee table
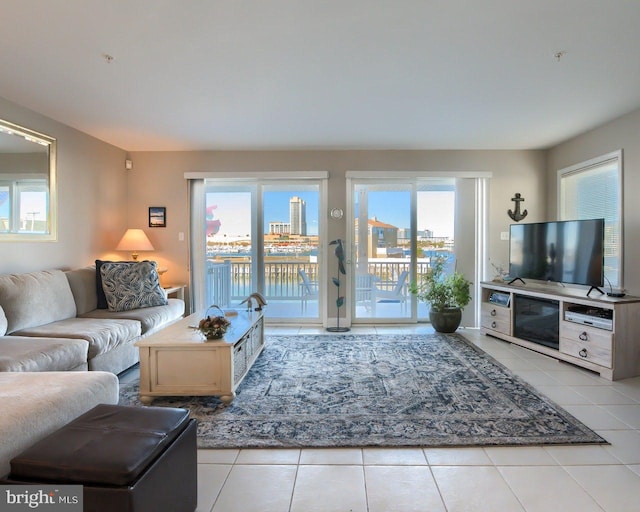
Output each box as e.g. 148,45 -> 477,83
135,309 -> 264,404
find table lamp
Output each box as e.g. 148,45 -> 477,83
115,228 -> 154,260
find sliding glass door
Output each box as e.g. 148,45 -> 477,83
262,184 -> 321,319
350,178 -> 457,323
416,181 -> 456,320
204,184 -> 256,310
353,183 -> 412,320
203,180 -> 323,322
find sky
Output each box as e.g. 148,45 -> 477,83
206,190 -> 319,237
364,190 -> 455,238
205,189 -> 454,239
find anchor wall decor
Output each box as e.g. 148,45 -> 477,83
508,193 -> 528,222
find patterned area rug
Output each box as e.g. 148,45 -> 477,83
119,333 -> 606,448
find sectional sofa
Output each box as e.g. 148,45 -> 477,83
0,265 -> 185,374
0,263 -> 186,475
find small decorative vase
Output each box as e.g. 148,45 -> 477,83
429,307 -> 462,333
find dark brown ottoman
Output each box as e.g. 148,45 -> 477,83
3,404 -> 197,512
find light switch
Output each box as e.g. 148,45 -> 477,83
500,231 -> 509,241
178,232 -> 185,241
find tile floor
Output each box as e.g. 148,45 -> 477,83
121,325 -> 640,511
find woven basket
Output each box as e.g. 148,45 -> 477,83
197,305 -> 231,340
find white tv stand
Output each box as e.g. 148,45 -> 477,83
480,281 -> 640,380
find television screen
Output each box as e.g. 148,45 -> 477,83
509,219 -> 604,287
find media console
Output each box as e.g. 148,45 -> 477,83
480,281 -> 640,380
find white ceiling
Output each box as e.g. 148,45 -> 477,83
1,0 -> 640,152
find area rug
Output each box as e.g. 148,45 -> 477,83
119,333 -> 606,448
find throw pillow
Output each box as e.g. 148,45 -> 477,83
0,304 -> 7,336
95,260 -> 113,309
99,261 -> 168,312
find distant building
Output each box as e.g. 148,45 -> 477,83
397,228 -> 411,241
355,217 -> 399,258
289,196 -> 307,235
269,222 -> 290,234
398,228 -> 434,241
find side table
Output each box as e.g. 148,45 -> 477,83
163,284 -> 186,301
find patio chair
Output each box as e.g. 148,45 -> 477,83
355,273 -> 377,313
373,270 -> 409,313
298,269 -> 319,313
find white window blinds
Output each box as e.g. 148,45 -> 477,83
558,151 -> 623,288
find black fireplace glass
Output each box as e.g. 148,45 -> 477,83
513,294 -> 560,350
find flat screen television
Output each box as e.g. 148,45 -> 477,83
509,219 -> 604,287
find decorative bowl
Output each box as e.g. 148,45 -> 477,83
196,305 -> 231,340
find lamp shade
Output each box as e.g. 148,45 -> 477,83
116,229 -> 154,260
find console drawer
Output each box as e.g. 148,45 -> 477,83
560,321 -> 613,368
481,303 -> 511,335
560,338 -> 612,368
560,321 -> 613,349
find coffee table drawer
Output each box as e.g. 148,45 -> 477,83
151,347 -> 223,391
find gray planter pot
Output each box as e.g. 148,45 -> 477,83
429,307 -> 462,333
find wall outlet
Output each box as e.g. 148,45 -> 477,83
500,231 -> 509,241
178,232 -> 185,241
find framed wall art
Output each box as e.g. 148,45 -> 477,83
148,207 -> 166,228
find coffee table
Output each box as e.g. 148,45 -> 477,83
135,309 -> 264,404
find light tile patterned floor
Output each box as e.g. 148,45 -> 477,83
120,326 -> 640,511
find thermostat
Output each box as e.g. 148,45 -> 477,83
330,208 -> 343,219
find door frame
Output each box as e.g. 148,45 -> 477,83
345,171 -> 491,327
186,171 -> 329,324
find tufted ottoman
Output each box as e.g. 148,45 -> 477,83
3,404 -> 197,512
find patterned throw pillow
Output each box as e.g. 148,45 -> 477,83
0,305 -> 7,336
95,259 -> 114,309
99,261 -> 168,312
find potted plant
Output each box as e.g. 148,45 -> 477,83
410,256 -> 472,333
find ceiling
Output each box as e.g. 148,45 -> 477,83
1,0 -> 640,152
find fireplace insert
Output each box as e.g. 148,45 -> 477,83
513,294 -> 560,350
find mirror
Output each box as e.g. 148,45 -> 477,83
0,118 -> 56,241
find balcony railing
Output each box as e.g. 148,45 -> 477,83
206,258 -> 434,306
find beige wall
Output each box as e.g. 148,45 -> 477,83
0,152 -> 48,173
3,92 -> 636,314
127,149 -> 547,314
0,94 -> 550,319
0,96 -> 128,274
547,106 -> 640,296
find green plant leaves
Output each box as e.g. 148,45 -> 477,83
410,255 -> 472,310
336,297 -> 345,308
332,277 -> 340,287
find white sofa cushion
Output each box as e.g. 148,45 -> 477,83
80,299 -> 185,334
0,371 -> 119,476
65,266 -> 98,315
0,336 -> 88,372
12,317 -> 141,359
0,269 -> 76,334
